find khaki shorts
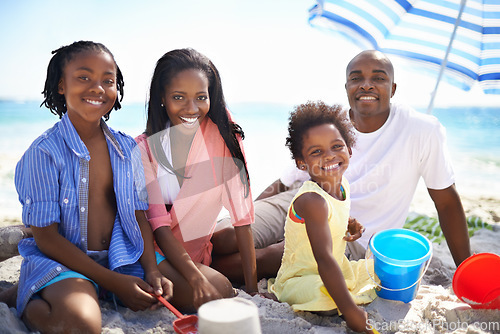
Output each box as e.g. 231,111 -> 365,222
217,186 -> 366,261
345,239 -> 366,261
217,188 -> 298,249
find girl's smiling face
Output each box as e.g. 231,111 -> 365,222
162,69 -> 210,134
58,51 -> 118,126
297,123 -> 351,184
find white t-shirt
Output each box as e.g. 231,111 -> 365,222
280,103 -> 455,248
280,163 -> 310,188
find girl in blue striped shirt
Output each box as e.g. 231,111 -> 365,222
13,41 -> 172,333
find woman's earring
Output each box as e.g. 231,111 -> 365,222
160,103 -> 165,108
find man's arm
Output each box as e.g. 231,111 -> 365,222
256,179 -> 289,200
428,184 -> 471,266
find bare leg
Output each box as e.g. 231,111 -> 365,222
23,278 -> 101,334
157,259 -> 234,313
211,227 -> 239,255
210,188 -> 294,284
211,231 -> 284,284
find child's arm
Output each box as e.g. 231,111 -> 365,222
30,223 -> 158,311
294,193 -> 372,334
154,225 -> 223,309
131,139 -> 173,307
234,224 -> 258,293
135,211 -> 173,304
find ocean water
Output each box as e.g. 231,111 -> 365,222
0,100 -> 499,219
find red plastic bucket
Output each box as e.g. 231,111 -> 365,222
452,253 -> 500,309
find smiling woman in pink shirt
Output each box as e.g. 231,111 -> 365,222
135,48 -> 257,312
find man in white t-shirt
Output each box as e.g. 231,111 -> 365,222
213,50 -> 471,282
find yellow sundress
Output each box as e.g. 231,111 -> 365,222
268,179 -> 377,312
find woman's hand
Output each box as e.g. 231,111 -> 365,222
343,217 -> 365,242
189,276 -> 223,309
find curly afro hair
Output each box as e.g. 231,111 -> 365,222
285,101 -> 356,160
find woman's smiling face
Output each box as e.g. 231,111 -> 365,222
162,69 -> 210,134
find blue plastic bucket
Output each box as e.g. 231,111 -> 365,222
368,228 -> 432,303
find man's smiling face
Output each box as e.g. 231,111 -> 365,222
345,51 -> 396,120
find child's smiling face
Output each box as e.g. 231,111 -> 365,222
58,51 -> 118,125
297,123 -> 351,184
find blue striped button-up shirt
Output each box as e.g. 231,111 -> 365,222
15,113 -> 148,314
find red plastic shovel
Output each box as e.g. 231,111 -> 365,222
153,294 -> 198,334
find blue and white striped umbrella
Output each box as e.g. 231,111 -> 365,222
308,0 -> 500,111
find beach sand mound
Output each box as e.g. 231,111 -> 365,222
1,228 -> 499,334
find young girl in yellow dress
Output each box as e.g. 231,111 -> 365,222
268,101 -> 377,334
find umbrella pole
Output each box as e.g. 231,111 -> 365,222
427,0 -> 467,114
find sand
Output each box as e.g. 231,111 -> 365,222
1,187 -> 499,333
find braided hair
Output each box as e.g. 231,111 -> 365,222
41,41 -> 124,120
145,48 -> 250,196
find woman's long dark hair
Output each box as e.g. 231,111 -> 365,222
145,48 -> 250,196
41,40 -> 124,120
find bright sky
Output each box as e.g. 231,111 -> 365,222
1,0 -> 498,109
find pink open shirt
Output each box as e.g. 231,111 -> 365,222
135,117 -> 254,265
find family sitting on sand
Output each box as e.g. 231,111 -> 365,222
0,41 -> 471,334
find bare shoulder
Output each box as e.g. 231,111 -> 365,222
293,192 -> 328,222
